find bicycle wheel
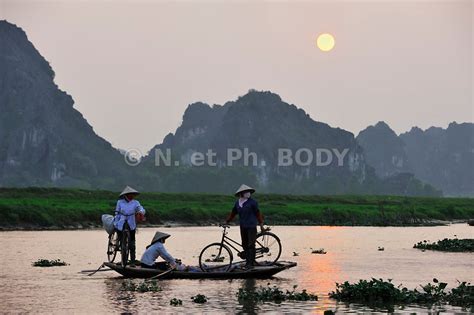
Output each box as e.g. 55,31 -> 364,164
121,229 -> 130,267
107,231 -> 118,263
255,231 -> 282,265
199,243 -> 233,272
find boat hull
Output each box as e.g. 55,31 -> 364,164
103,261 -> 297,279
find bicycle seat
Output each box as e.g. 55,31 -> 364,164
219,223 -> 230,229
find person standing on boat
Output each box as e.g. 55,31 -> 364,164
140,231 -> 186,271
114,186 -> 146,264
225,184 -> 265,269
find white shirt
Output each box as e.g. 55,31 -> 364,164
113,199 -> 145,231
140,242 -> 176,267
238,197 -> 249,208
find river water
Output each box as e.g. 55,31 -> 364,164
1,224 -> 473,314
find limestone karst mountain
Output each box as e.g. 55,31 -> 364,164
358,121 -> 473,196
0,20 -> 134,189
142,91 -> 439,196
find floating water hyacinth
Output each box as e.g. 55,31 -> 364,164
237,284 -> 317,303
170,298 -> 183,306
311,248 -> 327,254
329,278 -> 474,311
32,259 -> 68,267
121,280 -> 161,292
191,294 -> 208,303
413,238 -> 474,252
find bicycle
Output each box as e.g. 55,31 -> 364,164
198,224 -> 282,272
107,231 -> 119,263
119,222 -> 132,267
106,220 -> 133,267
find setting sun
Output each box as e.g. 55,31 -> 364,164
317,33 -> 335,52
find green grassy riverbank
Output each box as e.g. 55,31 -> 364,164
0,188 -> 473,229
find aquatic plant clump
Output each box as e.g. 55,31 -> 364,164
447,281 -> 474,308
170,298 -> 183,306
329,278 -> 474,310
237,284 -> 318,303
191,294 -> 208,303
121,280 -> 161,292
311,248 -> 327,254
413,238 -> 474,252
329,278 -> 405,306
32,259 -> 68,267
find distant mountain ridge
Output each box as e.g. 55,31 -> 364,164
0,20 -> 134,189
143,90 -> 369,194
356,121 -> 411,178
141,90 -> 439,196
400,122 -> 474,196
357,121 -> 473,196
1,20 -> 471,196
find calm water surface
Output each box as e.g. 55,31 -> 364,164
1,224 -> 473,314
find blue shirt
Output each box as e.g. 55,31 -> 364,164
140,242 -> 175,267
113,199 -> 145,231
232,198 -> 260,228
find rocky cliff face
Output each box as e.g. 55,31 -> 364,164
357,120 -> 473,196
143,91 -> 438,195
0,21 -> 132,189
356,121 -> 411,178
400,122 -> 474,196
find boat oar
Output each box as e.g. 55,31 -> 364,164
148,266 -> 176,280
79,268 -> 113,274
81,263 -> 112,276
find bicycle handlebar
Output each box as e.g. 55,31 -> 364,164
218,223 -> 271,231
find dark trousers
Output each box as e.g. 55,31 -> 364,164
240,227 -> 257,266
140,261 -> 169,270
117,229 -> 136,261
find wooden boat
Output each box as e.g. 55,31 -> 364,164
104,261 -> 297,279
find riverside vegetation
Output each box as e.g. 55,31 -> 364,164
1,188 -> 473,229
414,238 -> 474,252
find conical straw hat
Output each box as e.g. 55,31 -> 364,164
235,184 -> 255,196
119,186 -> 140,197
147,231 -> 171,248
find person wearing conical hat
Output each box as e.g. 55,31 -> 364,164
225,184 -> 265,269
113,186 -> 146,264
140,231 -> 186,271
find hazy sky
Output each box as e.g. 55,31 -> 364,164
2,0 -> 472,153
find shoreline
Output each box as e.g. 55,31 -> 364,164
2,188 -> 473,232
0,220 -> 470,232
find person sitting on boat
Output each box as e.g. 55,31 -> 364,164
225,184 -> 265,269
114,186 -> 146,264
140,231 -> 186,271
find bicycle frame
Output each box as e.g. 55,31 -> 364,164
220,228 -> 244,253
218,226 -> 268,258
199,225 -> 281,271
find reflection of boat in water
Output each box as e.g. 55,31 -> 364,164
104,261 -> 297,279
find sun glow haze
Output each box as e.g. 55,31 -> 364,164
317,33 -> 335,52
